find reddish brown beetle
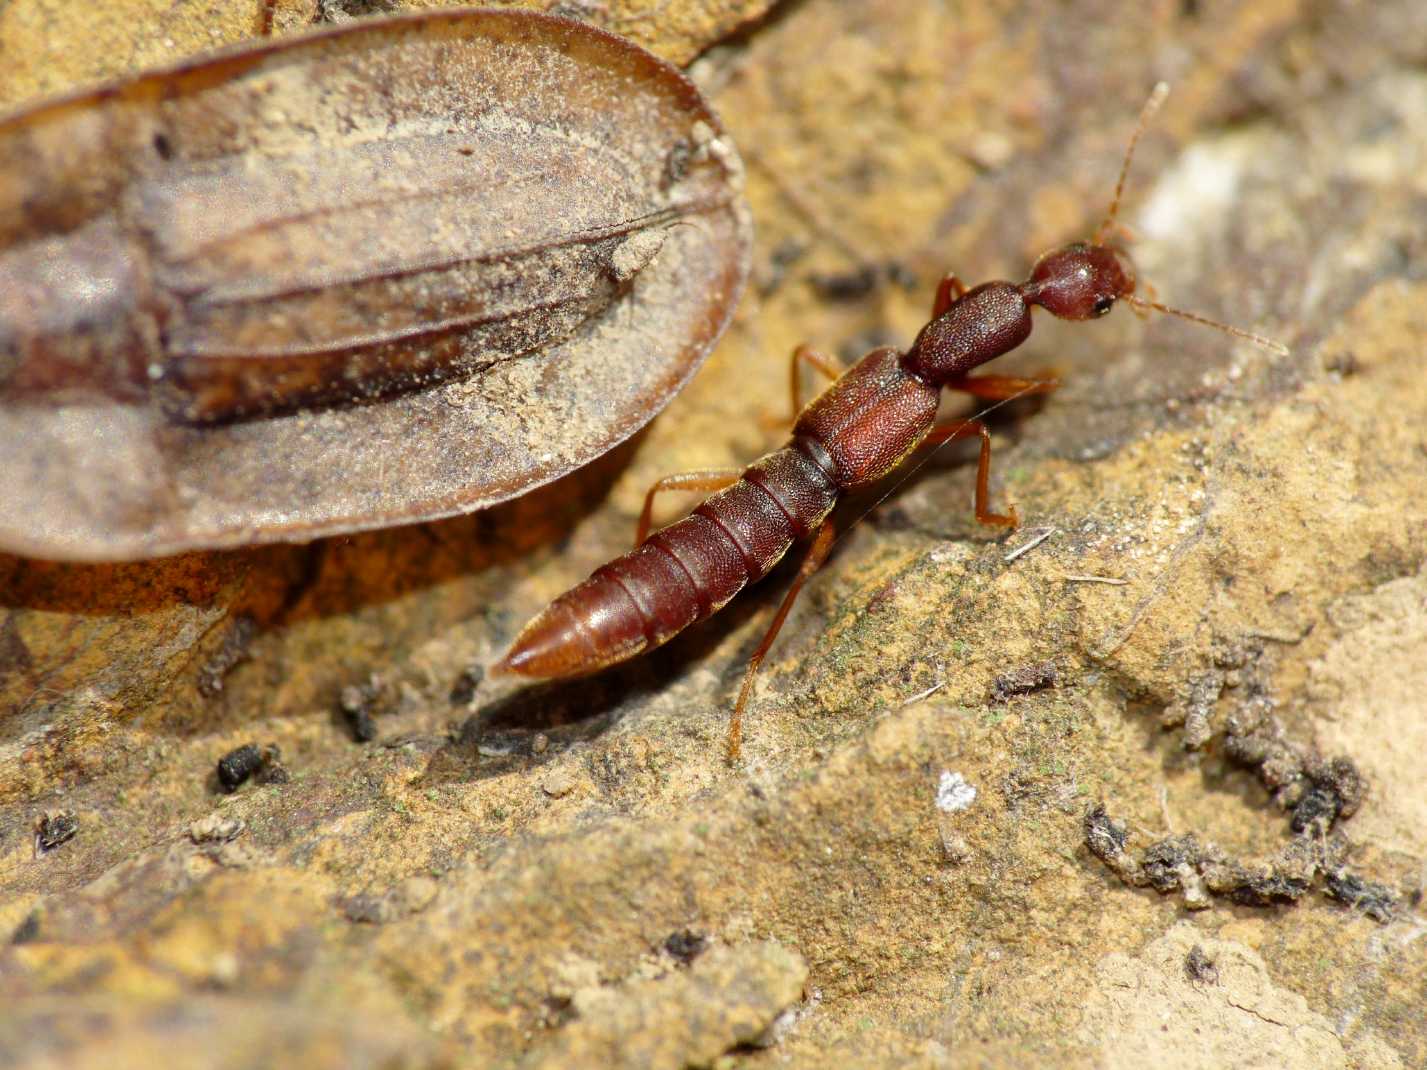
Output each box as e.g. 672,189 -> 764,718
0,8 -> 749,561
497,84 -> 1286,760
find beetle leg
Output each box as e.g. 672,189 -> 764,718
727,519 -> 837,762
930,273 -> 969,318
923,419 -> 1018,528
947,373 -> 1061,401
635,470 -> 742,545
790,343 -> 841,421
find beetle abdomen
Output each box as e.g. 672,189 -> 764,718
499,443 -> 839,679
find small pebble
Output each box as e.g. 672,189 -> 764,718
542,769 -> 577,798
190,814 -> 246,844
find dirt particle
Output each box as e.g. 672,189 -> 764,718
664,930 -> 708,965
196,615 -> 257,697
1084,804 -> 1137,882
10,912 -> 40,944
939,832 -> 973,865
1085,803 -> 1394,921
1184,944 -> 1219,985
1323,871 -> 1397,923
216,743 -> 287,793
189,813 -> 246,844
450,665 -> 483,706
394,875 -> 439,915
339,675 -> 387,742
992,660 -> 1059,702
35,811 -> 78,853
542,768 -> 578,798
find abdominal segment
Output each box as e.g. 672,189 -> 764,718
498,443 -> 839,679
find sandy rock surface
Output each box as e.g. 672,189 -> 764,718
3,1 -> 1425,1067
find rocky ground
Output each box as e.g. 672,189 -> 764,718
2,1 -> 1425,1067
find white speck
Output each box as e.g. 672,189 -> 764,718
935,771 -> 977,813
928,543 -> 962,565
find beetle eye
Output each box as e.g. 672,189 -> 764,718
1092,296 -> 1114,317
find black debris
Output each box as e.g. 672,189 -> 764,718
218,744 -> 263,791
809,261 -> 918,303
660,138 -> 693,190
1184,944 -> 1219,985
1324,871 -> 1397,923
217,743 -> 287,793
809,264 -> 881,302
1084,804 -> 1128,860
1297,757 -> 1365,829
1085,802 -> 1394,922
1140,834 -> 1208,894
1084,804 -> 1143,886
343,894 -> 390,925
11,912 -> 40,944
339,677 -> 385,743
197,615 -> 257,697
991,661 -> 1059,703
664,929 -> 709,966
35,812 -> 78,853
1290,787 -> 1341,833
758,239 -> 807,298
450,665 -> 484,706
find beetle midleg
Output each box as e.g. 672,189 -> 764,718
789,344 -> 842,423
726,519 -> 837,762
636,469 -> 742,546
930,273 -> 969,318
947,373 -> 1060,401
923,419 -> 1018,528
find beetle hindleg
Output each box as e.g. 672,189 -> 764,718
727,519 -> 837,762
635,470 -> 742,545
930,273 -> 969,318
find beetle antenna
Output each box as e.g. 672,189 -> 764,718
1123,294 -> 1289,355
1095,81 -> 1170,245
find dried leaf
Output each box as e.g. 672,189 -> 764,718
0,10 -> 750,560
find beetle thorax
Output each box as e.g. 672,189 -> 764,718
903,281 -> 1033,385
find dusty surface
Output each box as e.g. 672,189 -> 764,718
2,1 -> 1425,1068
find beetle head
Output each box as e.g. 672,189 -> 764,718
1021,242 -> 1136,321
